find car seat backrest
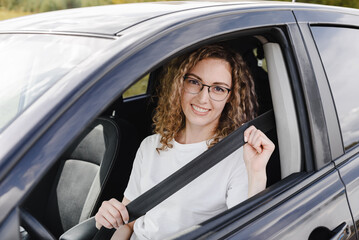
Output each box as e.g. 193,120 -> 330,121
263,42 -> 301,178
45,117 -> 119,237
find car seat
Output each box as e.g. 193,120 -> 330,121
44,116 -> 120,237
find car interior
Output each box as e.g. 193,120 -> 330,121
19,32 -> 302,239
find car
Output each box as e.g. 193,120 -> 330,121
1,1 -> 359,239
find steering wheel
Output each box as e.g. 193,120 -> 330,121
20,208 -> 56,240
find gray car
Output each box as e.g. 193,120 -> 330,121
0,1 -> 359,239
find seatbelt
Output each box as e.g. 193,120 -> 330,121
93,109 -> 275,239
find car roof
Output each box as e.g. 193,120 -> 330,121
0,2 -> 240,35
1,1 -> 358,36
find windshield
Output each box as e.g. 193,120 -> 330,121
0,34 -> 111,132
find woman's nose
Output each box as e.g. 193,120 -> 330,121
197,86 -> 210,102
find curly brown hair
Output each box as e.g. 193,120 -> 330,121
153,44 -> 258,151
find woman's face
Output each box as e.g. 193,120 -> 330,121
181,57 -> 232,132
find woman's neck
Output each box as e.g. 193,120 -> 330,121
175,124 -> 216,144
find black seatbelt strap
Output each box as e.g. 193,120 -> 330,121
93,109 -> 275,239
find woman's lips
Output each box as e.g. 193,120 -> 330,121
191,104 -> 210,114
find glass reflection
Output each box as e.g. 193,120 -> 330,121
312,26 -> 359,150
0,34 -> 111,132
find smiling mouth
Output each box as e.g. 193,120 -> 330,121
192,104 -> 210,113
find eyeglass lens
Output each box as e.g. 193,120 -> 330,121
183,77 -> 229,101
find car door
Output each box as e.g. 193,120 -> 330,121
169,8 -> 356,240
109,6 -> 354,240
298,9 -> 359,240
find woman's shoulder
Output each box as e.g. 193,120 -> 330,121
140,133 -> 162,148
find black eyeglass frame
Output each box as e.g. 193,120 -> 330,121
183,75 -> 231,101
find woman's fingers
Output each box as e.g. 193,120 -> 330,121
244,126 -> 275,154
95,212 -> 114,229
95,198 -> 130,229
244,125 -> 257,143
244,126 -> 262,153
110,198 -> 130,224
251,134 -> 263,153
101,201 -> 121,228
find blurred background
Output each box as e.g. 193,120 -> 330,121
1,0 -> 358,20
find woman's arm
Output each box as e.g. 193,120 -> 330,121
243,126 -> 275,197
110,221 -> 135,240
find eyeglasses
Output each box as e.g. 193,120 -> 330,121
183,75 -> 231,101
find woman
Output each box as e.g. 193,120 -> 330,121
95,44 -> 275,240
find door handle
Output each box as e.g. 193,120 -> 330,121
330,222 -> 349,240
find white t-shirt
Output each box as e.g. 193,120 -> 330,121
124,134 -> 248,240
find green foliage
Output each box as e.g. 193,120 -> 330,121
123,75 -> 149,99
0,0 -> 112,12
0,9 -> 31,20
302,0 -> 359,8
276,0 -> 359,9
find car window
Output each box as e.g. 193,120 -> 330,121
17,32 -> 304,240
311,26 -> 359,151
123,74 -> 149,99
0,34 -> 112,133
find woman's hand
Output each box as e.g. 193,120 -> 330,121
243,126 -> 275,197
95,198 -> 130,230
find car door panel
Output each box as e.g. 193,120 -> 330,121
205,12 -> 358,240
295,10 -> 359,239
224,168 -> 354,239
178,166 -> 355,239
336,152 -> 359,238
178,164 -> 353,239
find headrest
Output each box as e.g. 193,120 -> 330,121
63,118 -> 118,166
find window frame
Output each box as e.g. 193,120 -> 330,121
286,20 -> 334,170
294,9 -> 359,165
172,27 -> 312,239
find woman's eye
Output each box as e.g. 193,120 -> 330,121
213,86 -> 225,93
188,79 -> 200,85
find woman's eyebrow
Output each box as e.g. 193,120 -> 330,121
187,73 -> 231,88
186,73 -> 202,80
212,81 -> 231,88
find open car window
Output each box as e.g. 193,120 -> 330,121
20,32 -> 303,240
